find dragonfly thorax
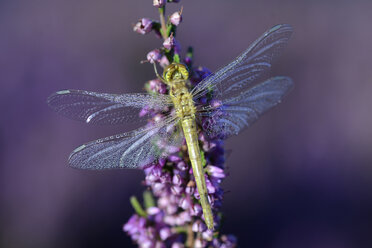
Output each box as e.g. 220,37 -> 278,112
169,84 -> 196,119
163,63 -> 195,119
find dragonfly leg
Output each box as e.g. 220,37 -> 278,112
152,63 -> 168,84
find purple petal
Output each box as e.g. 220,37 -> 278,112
133,18 -> 153,34
159,227 -> 172,240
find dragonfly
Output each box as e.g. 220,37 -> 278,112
47,24 -> 294,230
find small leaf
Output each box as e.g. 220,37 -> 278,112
200,150 -> 207,168
173,54 -> 180,63
143,191 -> 156,209
166,25 -> 174,37
130,196 -> 147,217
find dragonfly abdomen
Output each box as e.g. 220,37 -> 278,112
181,117 -> 214,230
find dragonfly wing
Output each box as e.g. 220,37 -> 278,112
199,77 -> 293,139
68,117 -> 183,169
191,24 -> 293,101
47,89 -> 172,125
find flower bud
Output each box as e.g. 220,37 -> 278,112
177,161 -> 188,171
192,220 -> 207,233
185,180 -> 195,194
205,177 -> 216,194
169,155 -> 181,162
207,165 -> 226,179
146,49 -> 161,64
170,11 -> 182,26
184,56 -> 192,65
153,0 -> 165,7
147,206 -> 160,215
149,79 -> 167,94
163,36 -> 175,50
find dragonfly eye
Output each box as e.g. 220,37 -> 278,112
163,63 -> 189,82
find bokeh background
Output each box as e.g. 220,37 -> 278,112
1,0 -> 372,247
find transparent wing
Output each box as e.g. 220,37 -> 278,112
199,77 -> 293,139
68,117 -> 184,169
47,89 -> 172,125
191,24 -> 293,101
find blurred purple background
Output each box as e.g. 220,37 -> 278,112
1,0 -> 372,247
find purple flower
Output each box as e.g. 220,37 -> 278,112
123,215 -> 146,240
176,161 -> 188,171
172,174 -> 182,186
205,176 -> 216,194
193,66 -> 212,81
220,235 -> 238,248
139,106 -> 150,117
179,196 -> 192,209
192,220 -> 207,233
171,243 -> 184,248
176,211 -> 191,225
207,165 -> 225,179
163,35 -> 181,53
190,203 -> 202,216
202,229 -> 213,241
147,206 -> 161,215
153,0 -> 166,8
163,35 -> 175,50
160,56 -> 170,67
147,49 -> 162,64
159,227 -> 172,240
173,39 -> 181,53
169,154 -> 181,162
195,238 -> 207,248
133,18 -> 153,34
170,185 -> 183,195
149,79 -> 167,94
170,11 -> 182,26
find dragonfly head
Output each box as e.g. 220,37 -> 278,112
163,63 -> 189,83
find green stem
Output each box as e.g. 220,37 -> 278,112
159,7 -> 168,40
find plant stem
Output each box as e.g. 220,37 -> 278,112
185,224 -> 194,248
159,7 -> 168,40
